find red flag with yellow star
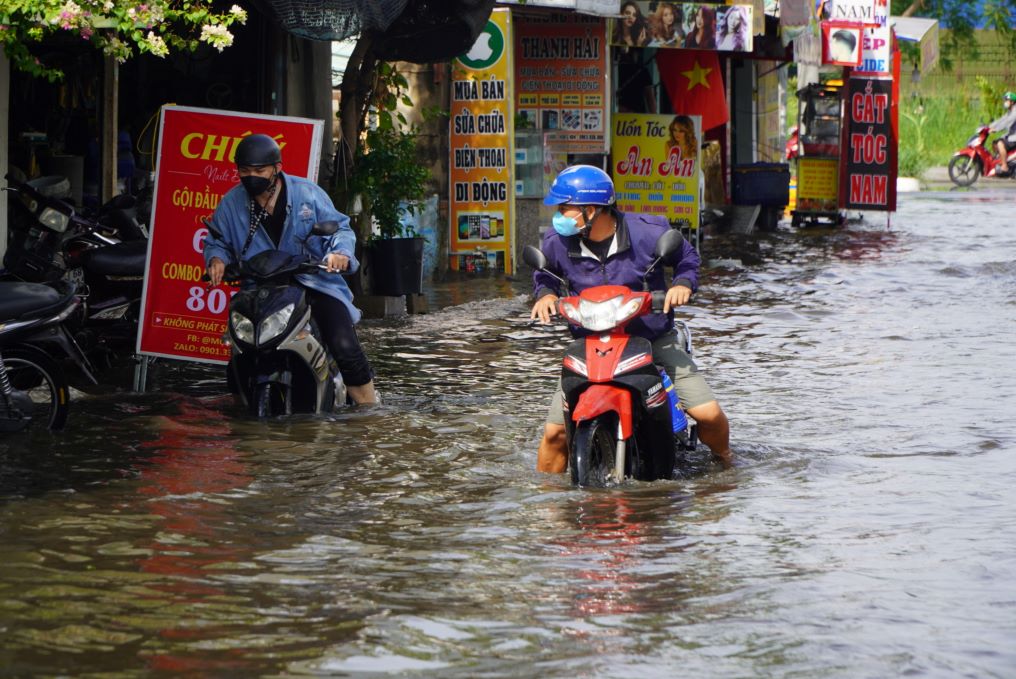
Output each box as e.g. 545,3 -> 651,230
657,50 -> 728,131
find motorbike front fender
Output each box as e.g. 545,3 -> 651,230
572,384 -> 633,439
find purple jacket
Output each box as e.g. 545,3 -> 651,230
533,211 -> 700,340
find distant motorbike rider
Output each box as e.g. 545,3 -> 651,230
529,164 -> 732,471
991,91 -> 1016,176
203,133 -> 377,404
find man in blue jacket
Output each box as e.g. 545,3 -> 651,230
204,134 -> 376,404
530,165 -> 731,470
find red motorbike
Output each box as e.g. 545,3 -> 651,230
524,229 -> 697,487
948,126 -> 1016,187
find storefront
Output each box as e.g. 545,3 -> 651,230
445,0 -> 792,274
1,13 -> 333,259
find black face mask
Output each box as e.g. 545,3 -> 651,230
240,171 -> 276,197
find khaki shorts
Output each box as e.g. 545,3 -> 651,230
545,331 -> 715,426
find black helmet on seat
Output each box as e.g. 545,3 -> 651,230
234,134 -> 281,166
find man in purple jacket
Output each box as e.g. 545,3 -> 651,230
530,165 -> 732,472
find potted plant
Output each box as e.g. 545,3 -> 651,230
348,126 -> 431,296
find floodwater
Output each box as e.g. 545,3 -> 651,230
1,188 -> 1014,677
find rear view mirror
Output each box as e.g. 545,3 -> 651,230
523,245 -> 548,270
653,229 -> 685,259
313,221 -> 339,236
202,216 -> 225,242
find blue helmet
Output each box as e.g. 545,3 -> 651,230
543,165 -> 615,206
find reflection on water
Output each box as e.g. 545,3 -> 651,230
2,191 -> 1015,676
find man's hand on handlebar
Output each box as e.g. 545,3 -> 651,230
207,257 -> 225,287
531,294 -> 560,324
323,252 -> 350,272
663,284 -> 692,313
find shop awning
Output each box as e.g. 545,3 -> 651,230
889,16 -> 939,73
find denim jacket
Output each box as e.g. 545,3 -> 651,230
532,211 -> 699,340
203,173 -> 362,324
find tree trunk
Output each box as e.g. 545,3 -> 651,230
900,0 -> 924,18
337,34 -> 379,296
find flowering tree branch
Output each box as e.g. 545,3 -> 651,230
0,1 -> 248,82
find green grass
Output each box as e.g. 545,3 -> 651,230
898,94 -> 999,178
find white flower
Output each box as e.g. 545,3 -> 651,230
144,30 -> 169,57
229,5 -> 248,22
199,23 -> 234,51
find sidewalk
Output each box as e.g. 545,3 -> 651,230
919,165 -> 1016,191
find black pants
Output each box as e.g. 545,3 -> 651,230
307,290 -> 374,387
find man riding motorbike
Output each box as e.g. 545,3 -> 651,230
203,133 -> 377,404
529,165 -> 732,472
991,91 -> 1016,177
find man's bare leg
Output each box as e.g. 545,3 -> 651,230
686,400 -> 732,468
537,423 -> 568,473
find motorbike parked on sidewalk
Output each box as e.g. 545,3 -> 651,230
0,281 -> 97,432
204,221 -> 348,418
948,126 -> 1016,187
523,229 -> 698,488
2,173 -> 148,365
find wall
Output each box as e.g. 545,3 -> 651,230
399,61 -> 452,277
0,52 -> 8,259
284,36 -> 336,182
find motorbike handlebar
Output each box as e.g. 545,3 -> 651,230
651,290 -> 667,313
200,259 -> 342,286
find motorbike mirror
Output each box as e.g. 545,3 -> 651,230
653,229 -> 685,259
312,221 -> 339,236
201,216 -> 225,241
522,245 -> 548,270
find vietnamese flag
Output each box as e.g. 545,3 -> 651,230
657,50 -> 729,131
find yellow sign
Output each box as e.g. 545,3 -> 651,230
610,113 -> 701,228
449,8 -> 514,273
797,157 -> 839,200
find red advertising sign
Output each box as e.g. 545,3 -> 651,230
137,106 -> 323,363
840,77 -> 897,211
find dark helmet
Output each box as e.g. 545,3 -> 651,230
543,165 -> 615,206
234,134 -> 281,166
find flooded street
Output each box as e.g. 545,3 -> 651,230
1,188 -> 1014,676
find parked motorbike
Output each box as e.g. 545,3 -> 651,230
523,229 -> 698,487
204,221 -> 348,418
948,126 -> 1016,187
0,281 -> 97,432
2,173 -> 147,363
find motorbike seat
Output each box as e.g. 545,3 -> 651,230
0,281 -> 72,322
80,240 -> 148,277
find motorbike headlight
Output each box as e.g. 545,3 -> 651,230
39,207 -> 70,233
970,136 -> 982,147
564,295 -> 643,332
230,311 -> 255,345
259,303 -> 294,344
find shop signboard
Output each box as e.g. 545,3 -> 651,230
137,105 -> 323,363
840,77 -> 897,211
610,113 -> 702,228
514,12 -> 608,154
796,157 -> 839,213
609,2 -> 754,53
449,8 -> 514,273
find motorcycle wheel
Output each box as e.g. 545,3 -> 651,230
948,155 -> 980,187
253,383 -> 292,418
570,415 -> 618,487
0,346 -> 70,432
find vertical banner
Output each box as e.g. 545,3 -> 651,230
840,77 -> 897,211
137,106 -> 323,363
449,8 -> 514,274
514,12 -> 608,154
756,59 -> 784,162
610,113 -> 701,228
